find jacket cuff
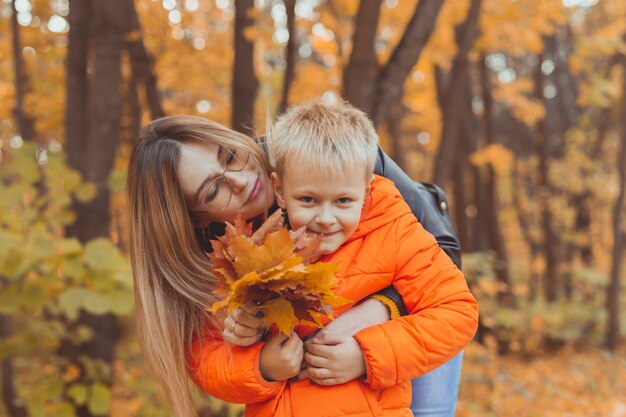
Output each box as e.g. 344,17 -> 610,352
354,324 -> 398,389
369,294 -> 401,319
372,286 -> 408,316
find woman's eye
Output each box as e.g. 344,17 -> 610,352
225,149 -> 237,166
205,183 -> 220,202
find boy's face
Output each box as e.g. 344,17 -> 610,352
271,160 -> 371,255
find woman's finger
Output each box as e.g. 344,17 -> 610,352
232,307 -> 262,329
223,332 -> 259,347
224,315 -> 257,338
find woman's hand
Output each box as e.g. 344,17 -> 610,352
299,333 -> 366,385
310,298 -> 390,340
259,332 -> 304,381
222,301 -> 267,346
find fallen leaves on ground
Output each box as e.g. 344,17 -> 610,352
458,341 -> 626,417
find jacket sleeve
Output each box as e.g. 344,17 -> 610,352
374,147 -> 462,268
354,215 -> 478,390
188,327 -> 284,404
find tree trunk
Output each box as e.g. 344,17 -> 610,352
278,0 -> 297,115
534,50 -> 558,302
605,54 -> 626,350
452,156 -> 469,250
62,1 -> 126,415
232,0 -> 258,135
372,0 -> 445,127
480,55 -> 515,306
432,0 -> 482,186
10,0 -> 35,140
572,54 -> 620,266
124,0 -> 164,119
65,0 -> 90,178
342,0 -> 383,115
388,99 -> 406,170
0,311 -> 28,417
511,160 -> 542,301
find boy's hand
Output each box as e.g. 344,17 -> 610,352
308,298 -> 390,339
300,333 -> 366,385
223,301 -> 267,346
259,332 -> 303,381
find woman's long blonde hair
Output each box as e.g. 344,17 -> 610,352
127,116 -> 271,417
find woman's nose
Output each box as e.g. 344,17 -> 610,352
223,171 -> 248,194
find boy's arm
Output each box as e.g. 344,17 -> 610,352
354,215 -> 478,390
188,327 -> 285,404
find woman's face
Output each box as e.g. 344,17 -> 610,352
178,142 -> 275,226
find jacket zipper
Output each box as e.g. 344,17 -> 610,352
286,387 -> 294,417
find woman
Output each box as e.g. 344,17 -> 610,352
127,115 -> 464,417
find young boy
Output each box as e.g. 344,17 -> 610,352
197,99 -> 478,417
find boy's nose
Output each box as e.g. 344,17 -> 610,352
223,171 -> 247,194
315,207 -> 336,226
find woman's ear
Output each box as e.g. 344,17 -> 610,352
270,172 -> 287,209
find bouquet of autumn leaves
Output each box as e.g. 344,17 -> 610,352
206,210 -> 349,335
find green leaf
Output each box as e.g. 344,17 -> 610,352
75,182 -> 97,203
58,288 -> 92,320
87,383 -> 111,415
109,291 -> 134,315
82,291 -> 110,315
61,256 -> 86,279
56,238 -> 83,256
107,168 -> 127,192
67,384 -> 88,405
52,402 -> 76,417
83,238 -> 130,273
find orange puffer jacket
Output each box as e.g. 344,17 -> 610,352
190,175 -> 479,417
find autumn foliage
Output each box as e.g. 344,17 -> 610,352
1,0 -> 626,416
207,210 -> 348,335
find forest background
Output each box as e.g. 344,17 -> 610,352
0,0 -> 625,416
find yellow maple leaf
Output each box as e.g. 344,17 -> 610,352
206,212 -> 349,334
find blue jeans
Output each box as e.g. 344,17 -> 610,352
410,351 -> 464,417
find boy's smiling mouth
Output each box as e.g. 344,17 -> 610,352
307,229 -> 340,237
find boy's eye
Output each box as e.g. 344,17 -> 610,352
336,197 -> 352,205
300,196 -> 315,203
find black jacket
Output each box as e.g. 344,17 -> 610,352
373,148 -> 461,268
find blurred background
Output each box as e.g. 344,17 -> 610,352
0,0 -> 625,416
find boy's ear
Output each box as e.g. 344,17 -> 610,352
364,174 -> 374,196
270,172 -> 287,209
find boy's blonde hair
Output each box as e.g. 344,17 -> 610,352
270,98 -> 379,179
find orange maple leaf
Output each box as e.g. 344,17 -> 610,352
207,211 -> 348,334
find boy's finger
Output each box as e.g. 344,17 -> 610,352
311,332 -> 345,345
297,368 -> 310,380
307,366 -> 332,380
284,332 -> 302,349
269,332 -> 290,347
304,351 -> 329,368
304,341 -> 334,358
